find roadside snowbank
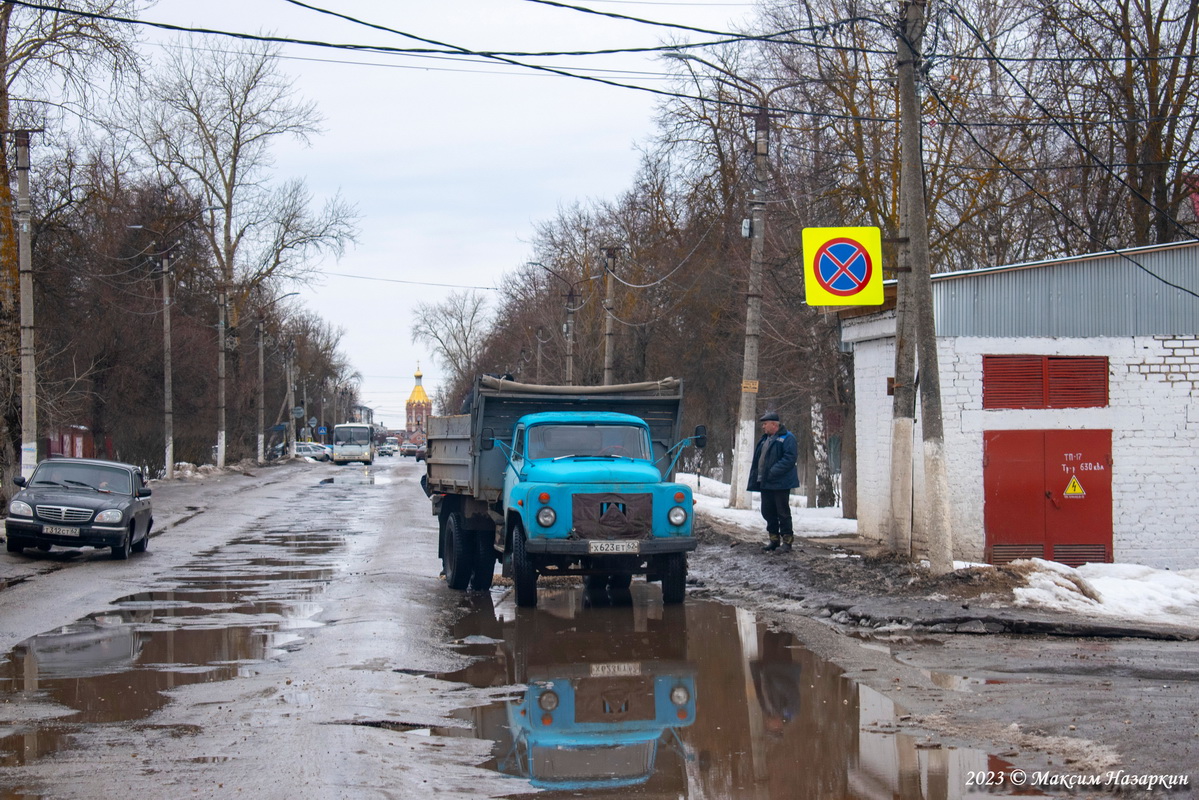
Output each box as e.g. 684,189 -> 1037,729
678,473 -> 1199,630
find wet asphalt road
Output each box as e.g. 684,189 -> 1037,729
0,457 -> 1195,799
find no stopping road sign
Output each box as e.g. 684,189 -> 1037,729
802,226 -> 884,306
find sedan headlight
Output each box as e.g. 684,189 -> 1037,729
536,507 -> 557,527
668,506 -> 688,526
8,500 -> 31,517
95,509 -> 124,524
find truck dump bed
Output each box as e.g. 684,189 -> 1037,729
426,376 -> 684,502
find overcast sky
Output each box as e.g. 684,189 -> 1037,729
145,0 -> 759,427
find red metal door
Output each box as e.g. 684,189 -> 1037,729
983,430 -> 1112,567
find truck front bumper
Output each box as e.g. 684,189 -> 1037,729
523,536 -> 698,556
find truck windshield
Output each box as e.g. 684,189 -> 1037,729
526,424 -> 650,460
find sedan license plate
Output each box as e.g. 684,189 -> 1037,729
44,525 -> 80,537
588,540 -> 640,555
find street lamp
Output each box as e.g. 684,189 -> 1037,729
527,261 -> 596,386
256,291 -> 298,464
128,207 -> 218,479
665,52 -> 798,509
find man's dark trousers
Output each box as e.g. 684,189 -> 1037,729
759,489 -> 794,544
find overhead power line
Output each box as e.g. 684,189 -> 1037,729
322,271 -> 500,291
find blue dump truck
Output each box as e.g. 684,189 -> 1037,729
425,376 -> 705,607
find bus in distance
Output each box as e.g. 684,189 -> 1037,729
332,423 -> 376,465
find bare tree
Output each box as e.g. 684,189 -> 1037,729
0,1 -> 142,494
121,36 -> 358,463
411,291 -> 493,410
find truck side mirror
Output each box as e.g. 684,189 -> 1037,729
693,425 -> 707,449
480,427 -> 495,451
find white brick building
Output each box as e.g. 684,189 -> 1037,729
842,241 -> 1199,570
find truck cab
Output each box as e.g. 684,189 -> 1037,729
499,412 -> 696,606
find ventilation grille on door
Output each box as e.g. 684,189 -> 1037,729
1051,544 -> 1110,567
989,544 -> 1044,565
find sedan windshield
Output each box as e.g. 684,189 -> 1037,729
31,464 -> 132,494
526,424 -> 650,460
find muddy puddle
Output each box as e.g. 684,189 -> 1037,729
0,525 -> 340,770
434,586 -> 1033,799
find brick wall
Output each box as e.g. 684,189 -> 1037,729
845,322 -> 1199,569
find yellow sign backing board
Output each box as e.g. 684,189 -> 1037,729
802,226 -> 884,306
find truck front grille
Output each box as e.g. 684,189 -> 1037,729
37,505 -> 93,523
571,493 -> 652,540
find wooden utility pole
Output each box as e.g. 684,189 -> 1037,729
602,247 -> 618,385
896,0 -> 953,572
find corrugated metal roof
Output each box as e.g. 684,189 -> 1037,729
929,240 -> 1199,337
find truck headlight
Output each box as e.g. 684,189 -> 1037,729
670,685 -> 690,705
536,507 -> 556,527
95,509 -> 124,524
8,500 -> 31,517
668,506 -> 688,526
538,690 -> 559,711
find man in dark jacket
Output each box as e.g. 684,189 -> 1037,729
746,410 -> 801,552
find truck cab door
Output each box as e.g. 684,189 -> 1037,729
503,425 -> 526,507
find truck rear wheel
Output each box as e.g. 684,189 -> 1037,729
511,522 -> 538,608
660,552 -> 686,604
471,536 -> 496,591
443,512 -> 476,591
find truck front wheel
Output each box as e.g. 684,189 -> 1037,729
660,552 -> 686,604
443,511 -> 476,591
511,522 -> 538,608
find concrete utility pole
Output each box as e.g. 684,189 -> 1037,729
257,316 -> 266,464
602,247 -> 618,385
727,105 -> 771,510
216,285 -> 227,467
896,0 -> 953,572
286,342 -> 297,459
15,131 -> 36,478
664,52 -> 800,509
161,251 -> 174,479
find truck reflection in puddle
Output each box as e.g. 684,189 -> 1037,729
436,586 -> 696,792
502,654 -> 695,790
437,585 -> 1037,799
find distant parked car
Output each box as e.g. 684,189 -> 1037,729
415,443 -> 427,461
5,457 -> 153,560
294,442 -> 331,461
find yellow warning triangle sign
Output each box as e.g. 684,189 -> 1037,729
1064,475 -> 1086,497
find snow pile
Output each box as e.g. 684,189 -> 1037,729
679,472 -> 1199,630
1012,558 -> 1199,626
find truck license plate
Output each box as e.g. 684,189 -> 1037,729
44,525 -> 79,537
588,540 -> 640,554
591,662 -> 642,678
